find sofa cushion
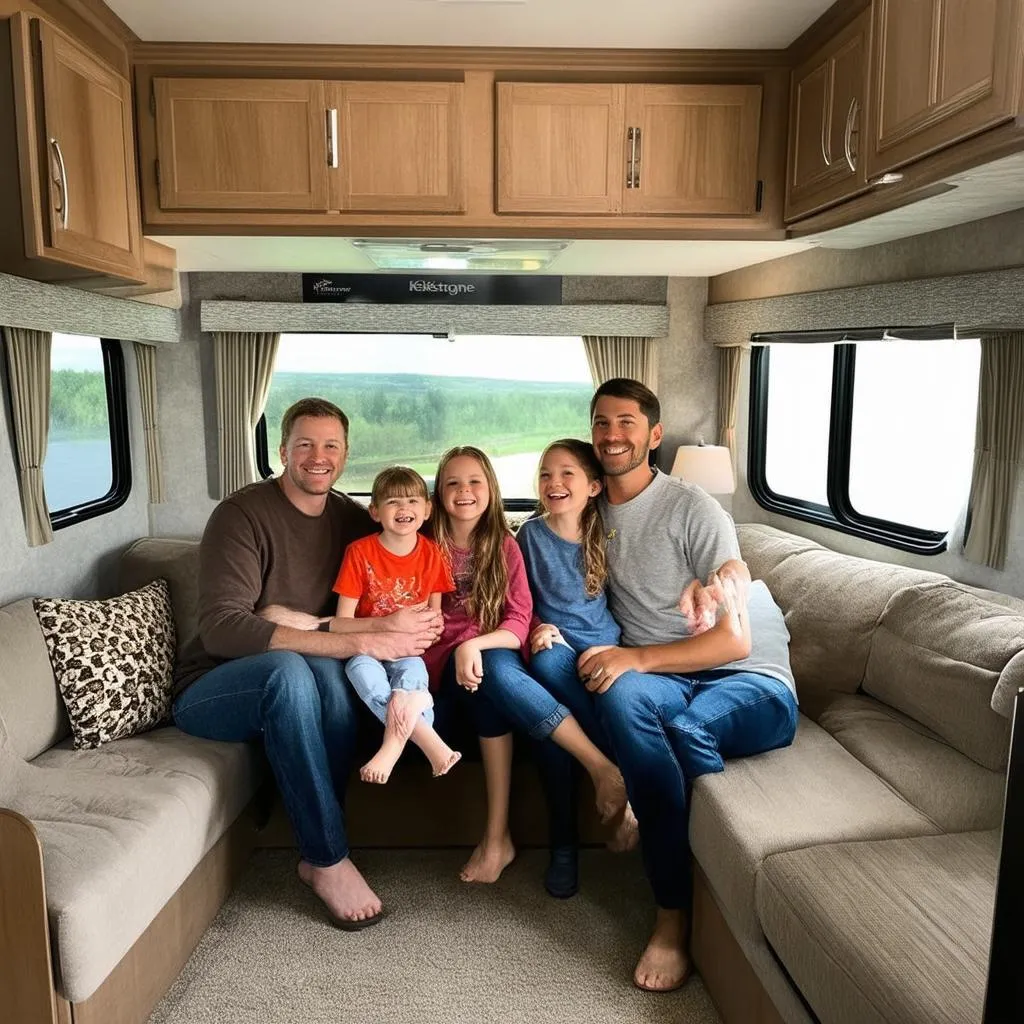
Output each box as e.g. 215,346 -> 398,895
0,598 -> 70,761
118,537 -> 201,657
818,694 -> 1006,832
863,581 -> 1018,771
689,715 -> 939,945
756,830 -> 998,1024
9,728 -> 263,1002
34,579 -> 177,750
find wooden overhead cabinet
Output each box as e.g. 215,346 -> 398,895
868,0 -> 1024,177
152,78 -> 465,214
5,14 -> 144,282
496,82 -> 762,216
785,10 -> 870,221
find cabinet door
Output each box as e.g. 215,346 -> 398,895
622,85 -> 762,215
869,0 -> 1024,177
22,20 -> 143,280
496,83 -> 626,214
786,11 -> 870,222
326,82 -> 464,213
153,79 -> 329,210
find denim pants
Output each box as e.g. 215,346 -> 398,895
595,668 -> 798,911
345,654 -> 434,726
172,651 -> 358,867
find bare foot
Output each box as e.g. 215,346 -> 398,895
360,691 -> 429,783
593,766 -> 628,823
607,801 -> 640,853
633,909 -> 691,992
459,834 -> 516,883
297,857 -> 382,926
432,748 -> 462,777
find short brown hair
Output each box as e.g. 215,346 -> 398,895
590,378 -> 661,427
371,466 -> 429,505
280,398 -> 349,449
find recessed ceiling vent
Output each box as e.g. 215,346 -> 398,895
351,238 -> 570,272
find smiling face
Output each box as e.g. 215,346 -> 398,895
278,414 -> 347,509
370,492 -> 430,538
591,395 -> 663,478
538,447 -> 601,519
438,454 -> 491,528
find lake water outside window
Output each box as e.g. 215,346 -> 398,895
45,334 -> 113,513
262,334 -> 594,499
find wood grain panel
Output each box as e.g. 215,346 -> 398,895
154,78 -> 329,211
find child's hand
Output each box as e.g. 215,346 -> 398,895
455,641 -> 484,691
529,623 -> 563,654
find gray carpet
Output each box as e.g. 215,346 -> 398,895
148,848 -> 722,1024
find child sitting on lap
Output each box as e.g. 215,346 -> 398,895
334,466 -> 461,784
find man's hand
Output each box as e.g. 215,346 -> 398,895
257,604 -> 324,630
529,623 -> 564,654
577,645 -> 642,694
381,604 -> 443,642
361,630 -> 436,662
455,641 -> 484,691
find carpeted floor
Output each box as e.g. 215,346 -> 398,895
148,848 -> 722,1024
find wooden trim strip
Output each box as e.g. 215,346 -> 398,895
785,0 -> 871,67
35,0 -> 139,45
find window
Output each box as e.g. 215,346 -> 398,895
45,334 -> 131,528
749,334 -> 981,553
256,333 -> 593,505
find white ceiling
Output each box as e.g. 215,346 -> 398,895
106,0 -> 833,49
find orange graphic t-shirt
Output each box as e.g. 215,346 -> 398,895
332,533 -> 455,618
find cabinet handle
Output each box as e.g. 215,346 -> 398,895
843,98 -> 860,174
50,138 -> 69,230
626,127 -> 636,188
326,108 -> 339,169
821,119 -> 831,167
633,127 -> 641,189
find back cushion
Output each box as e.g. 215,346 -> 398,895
863,582 -> 1018,771
0,599 -> 70,759
118,538 -> 200,657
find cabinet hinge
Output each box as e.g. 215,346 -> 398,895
154,159 -> 161,188
755,179 -> 764,213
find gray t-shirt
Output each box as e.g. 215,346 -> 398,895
601,469 -> 796,699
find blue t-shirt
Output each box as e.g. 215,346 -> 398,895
516,516 -> 621,654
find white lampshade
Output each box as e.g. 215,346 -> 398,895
670,444 -> 735,495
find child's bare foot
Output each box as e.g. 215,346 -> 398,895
607,801 -> 640,853
459,833 -> 516,883
593,766 -> 628,823
297,857 -> 382,928
360,691 -> 428,783
431,748 -> 462,777
633,909 -> 691,992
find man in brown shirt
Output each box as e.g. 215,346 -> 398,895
173,398 -> 441,929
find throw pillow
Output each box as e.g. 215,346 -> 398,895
33,578 -> 177,750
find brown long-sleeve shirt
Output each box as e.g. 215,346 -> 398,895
174,478 -> 374,696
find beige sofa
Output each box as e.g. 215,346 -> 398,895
691,523 -> 1022,1024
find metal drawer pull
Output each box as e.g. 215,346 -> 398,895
326,108 -> 339,169
626,127 -> 636,188
50,138 -> 68,230
844,98 -> 860,174
633,127 -> 641,189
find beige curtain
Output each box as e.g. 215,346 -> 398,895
133,341 -> 164,504
583,336 -> 657,389
214,331 -> 280,497
717,345 -> 743,453
963,331 -> 1024,570
2,327 -> 53,546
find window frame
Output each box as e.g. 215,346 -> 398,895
48,337 -> 132,530
747,340 -> 954,555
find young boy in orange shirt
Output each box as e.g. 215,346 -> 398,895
334,466 -> 461,784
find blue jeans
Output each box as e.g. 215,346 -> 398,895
345,655 -> 434,726
596,668 -> 798,911
172,651 -> 358,867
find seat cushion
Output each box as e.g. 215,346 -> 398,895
7,728 -> 263,1002
818,694 -> 1005,832
756,831 -> 999,1024
689,715 -> 939,945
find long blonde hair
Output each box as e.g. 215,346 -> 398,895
431,446 -> 511,633
539,439 -> 608,598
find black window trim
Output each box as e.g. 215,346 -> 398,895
748,340 -> 950,555
49,337 -> 132,530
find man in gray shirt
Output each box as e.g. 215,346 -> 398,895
579,378 -> 798,994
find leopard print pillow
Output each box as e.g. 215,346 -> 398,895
34,579 -> 177,750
